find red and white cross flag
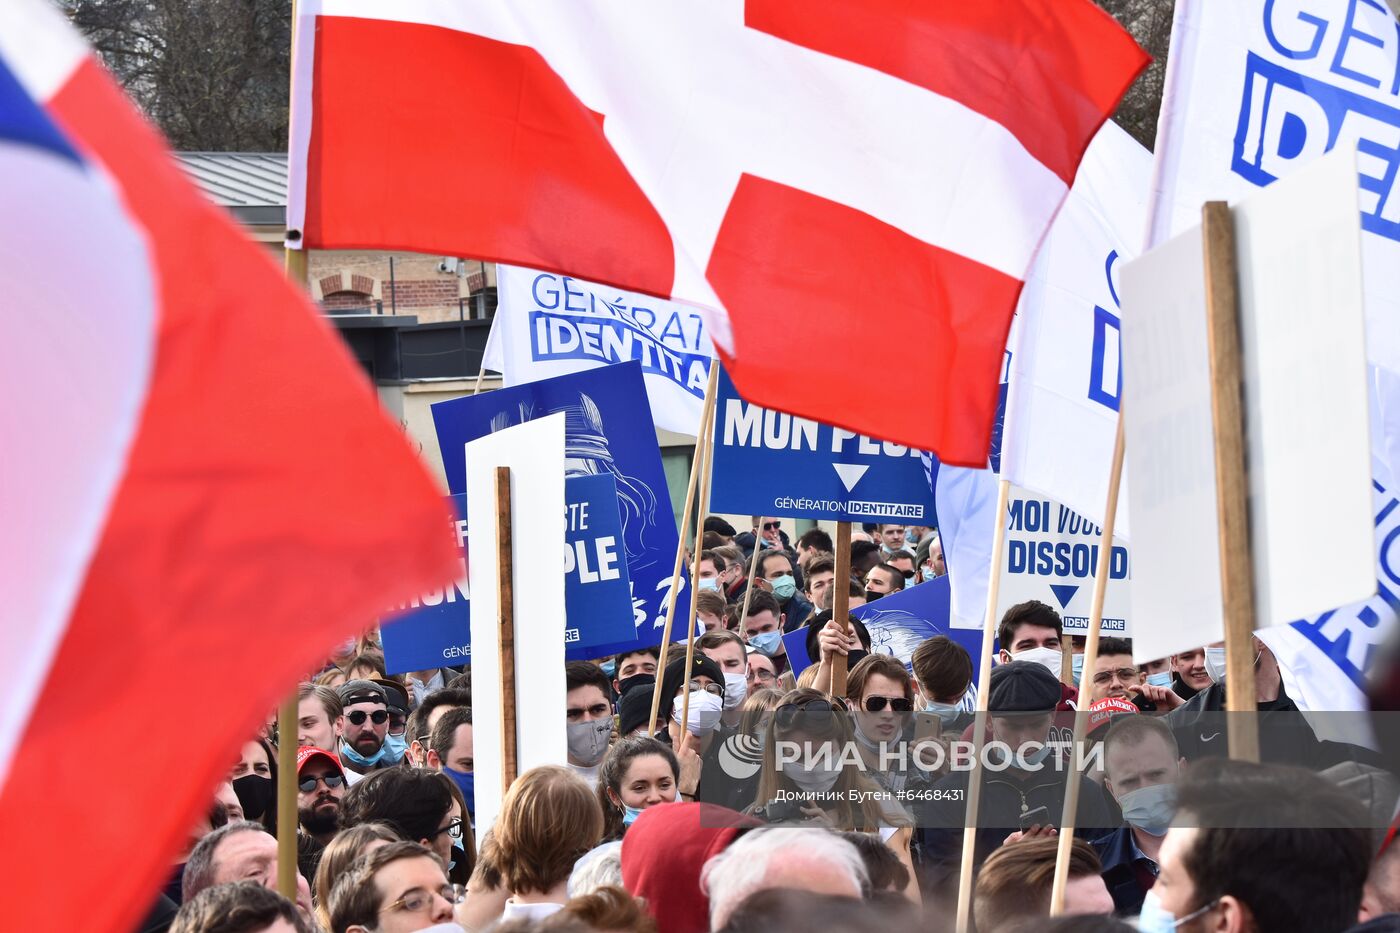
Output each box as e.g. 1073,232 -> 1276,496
288,1 -> 1147,466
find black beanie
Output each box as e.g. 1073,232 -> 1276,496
619,682 -> 659,737
659,652 -> 725,714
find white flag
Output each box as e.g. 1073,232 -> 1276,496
488,265 -> 715,436
1001,122 -> 1151,537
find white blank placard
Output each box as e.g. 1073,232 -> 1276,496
466,413 -> 566,838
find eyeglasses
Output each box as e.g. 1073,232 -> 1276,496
426,818 -> 464,841
389,713 -> 407,736
690,679 -> 725,698
298,773 -> 346,793
763,521 -> 781,531
775,698 -> 835,730
382,884 -> 466,915
346,709 -> 388,726
748,669 -> 777,684
1091,668 -> 1141,686
863,696 -> 914,713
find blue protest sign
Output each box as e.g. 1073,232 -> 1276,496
709,368 -> 937,523
853,576 -> 985,690
564,474 -> 636,649
381,495 -> 471,674
782,629 -> 814,676
432,361 -> 686,660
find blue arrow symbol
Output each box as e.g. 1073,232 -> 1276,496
1049,584 -> 1078,609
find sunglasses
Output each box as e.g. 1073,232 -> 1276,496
346,709 -> 389,726
863,696 -> 914,713
763,521 -> 781,531
774,698 -> 835,730
298,773 -> 346,793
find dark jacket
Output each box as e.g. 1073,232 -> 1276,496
780,590 -> 815,632
912,763 -> 1115,892
1171,674 -> 1200,702
1091,824 -> 1158,915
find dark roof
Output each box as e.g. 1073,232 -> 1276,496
174,152 -> 286,225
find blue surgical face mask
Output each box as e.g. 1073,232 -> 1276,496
1117,782 -> 1176,836
340,740 -> 387,769
1018,742 -> 1054,769
382,732 -> 408,765
923,698 -> 963,729
749,630 -> 782,655
1071,653 -> 1085,686
621,803 -> 644,826
1146,671 -> 1173,688
698,577 -> 721,592
1137,889 -> 1216,933
444,766 -> 475,817
920,566 -> 937,582
902,572 -> 916,585
601,659 -> 617,678
770,574 -> 797,601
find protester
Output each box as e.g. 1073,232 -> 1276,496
374,679 -> 413,765
568,842 -> 625,898
659,653 -> 725,784
313,822 -> 402,933
696,589 -> 728,632
345,651 -> 387,682
885,549 -> 917,586
810,612 -> 873,694
596,736 -> 680,840
698,628 -> 750,725
492,765 -> 603,920
339,768 -> 462,871
298,683 -> 344,753
914,533 -> 945,581
712,544 -> 748,600
738,591 -> 789,672
1360,832 -> 1400,924
426,706 -> 475,823
1148,758 -> 1370,933
216,780 -> 245,824
1087,637 -> 1146,705
1170,648 -> 1212,701
877,524 -> 907,554
405,688 -> 473,769
182,822 -> 313,920
702,827 -> 868,929
746,647 -> 779,695
1093,715 -> 1184,914
758,548 -> 813,631
820,577 -> 869,613
916,661 -> 1113,889
850,540 -> 882,581
796,528 -> 833,564
715,887 -> 920,933
456,831 -> 509,932
801,555 -> 837,620
696,549 -> 726,592
327,840 -> 459,933
621,802 -> 758,933
846,654 -> 916,793
840,830 -> 913,899
296,746 -> 347,847
337,680 -> 394,782
862,563 -> 904,601
704,516 -> 738,542
617,683 -> 666,739
564,661 -> 615,783
557,885 -> 656,933
403,665 -> 456,707
232,737 -> 278,832
996,601 -> 1076,709
612,646 -> 660,697
751,688 -> 909,832
973,837 -> 1113,932
315,668 -> 349,690
910,635 -> 974,735
170,881 -> 313,933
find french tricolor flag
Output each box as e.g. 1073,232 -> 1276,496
0,4 -> 456,930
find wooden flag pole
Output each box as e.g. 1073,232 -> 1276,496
738,516 -> 765,625
954,477 -> 1012,933
830,521 -> 853,698
1049,417 -> 1126,914
649,366 -> 720,736
1201,200 -> 1261,764
679,381 -> 719,734
496,467 -> 519,789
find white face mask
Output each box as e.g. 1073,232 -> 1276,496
1204,646 -> 1228,683
672,690 -> 724,736
1010,645 -> 1063,681
722,672 -> 748,710
1116,782 -> 1177,836
785,761 -> 843,793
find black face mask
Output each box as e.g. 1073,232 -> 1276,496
616,673 -> 656,698
233,774 -> 274,821
864,589 -> 883,602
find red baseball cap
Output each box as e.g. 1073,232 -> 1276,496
1087,696 -> 1138,736
296,746 -> 343,775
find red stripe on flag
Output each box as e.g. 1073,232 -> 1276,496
0,59 -> 457,933
707,174 -> 1020,467
303,17 -> 675,296
744,0 -> 1148,185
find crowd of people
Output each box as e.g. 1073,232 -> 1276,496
148,520 -> 1400,933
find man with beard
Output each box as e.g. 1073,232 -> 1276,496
296,747 -> 346,846
336,680 -> 393,784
